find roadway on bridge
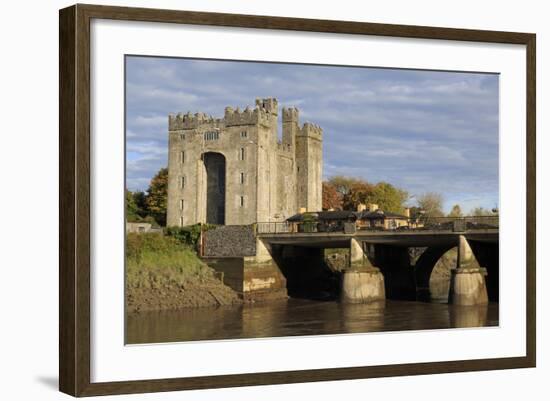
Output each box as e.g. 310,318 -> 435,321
258,229 -> 499,248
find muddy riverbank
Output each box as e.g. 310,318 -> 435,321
125,232 -> 242,313
126,275 -> 242,313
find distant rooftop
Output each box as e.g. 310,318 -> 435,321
286,209 -> 409,222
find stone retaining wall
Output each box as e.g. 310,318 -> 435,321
203,225 -> 256,257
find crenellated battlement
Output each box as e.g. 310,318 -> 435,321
223,105 -> 272,127
282,107 -> 299,122
169,98 -> 280,130
299,122 -> 323,139
168,112 -> 224,130
255,97 -> 278,116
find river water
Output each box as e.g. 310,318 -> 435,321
126,299 -> 499,344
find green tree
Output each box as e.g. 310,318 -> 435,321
416,192 -> 444,217
342,181 -> 374,210
132,191 -> 148,218
370,182 -> 408,213
327,176 -> 364,198
408,206 -> 424,220
146,167 -> 168,226
126,189 -> 140,222
330,176 -> 408,212
448,204 -> 463,217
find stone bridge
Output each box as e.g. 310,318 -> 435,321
202,223 -> 498,306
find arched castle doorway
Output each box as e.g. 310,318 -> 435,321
203,152 -> 226,225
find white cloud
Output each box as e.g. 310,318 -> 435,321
132,115 -> 167,127
125,56 -> 499,210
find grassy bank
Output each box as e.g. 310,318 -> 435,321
126,232 -> 241,312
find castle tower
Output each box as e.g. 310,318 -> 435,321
166,97 -> 322,227
296,123 -> 323,212
253,98 -> 279,224
282,107 -> 299,149
255,97 -> 278,116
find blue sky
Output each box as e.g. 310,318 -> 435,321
126,56 -> 499,213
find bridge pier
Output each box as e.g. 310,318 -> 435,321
341,239 -> 385,304
373,244 -> 417,301
224,222 -> 498,304
469,240 -> 499,302
449,235 -> 488,306
273,244 -> 339,300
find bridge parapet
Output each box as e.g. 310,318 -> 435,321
256,216 -> 498,236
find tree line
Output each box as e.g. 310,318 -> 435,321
126,168 -> 497,228
126,168 -> 168,226
322,177 -> 408,214
322,176 -> 498,218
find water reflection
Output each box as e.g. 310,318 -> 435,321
449,304 -> 489,328
126,299 -> 499,344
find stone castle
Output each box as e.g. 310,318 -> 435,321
167,97 -> 323,226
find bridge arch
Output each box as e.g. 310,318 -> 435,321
414,240 -> 498,303
414,245 -> 455,302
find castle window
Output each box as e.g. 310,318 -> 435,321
179,199 -> 184,210
239,148 -> 245,161
240,172 -> 244,184
179,216 -> 184,227
240,131 -> 247,138
204,131 -> 219,141
240,196 -> 244,207
180,151 -> 185,164
180,176 -> 185,189
180,134 -> 185,140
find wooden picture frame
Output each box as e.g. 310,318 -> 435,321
59,3 -> 536,397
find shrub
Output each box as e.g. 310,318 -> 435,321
165,224 -> 218,248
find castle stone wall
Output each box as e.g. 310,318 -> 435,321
167,97 -> 323,227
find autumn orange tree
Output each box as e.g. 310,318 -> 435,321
322,182 -> 342,210
145,167 -> 168,226
327,176 -> 408,213
342,181 -> 375,210
327,176 -> 363,198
